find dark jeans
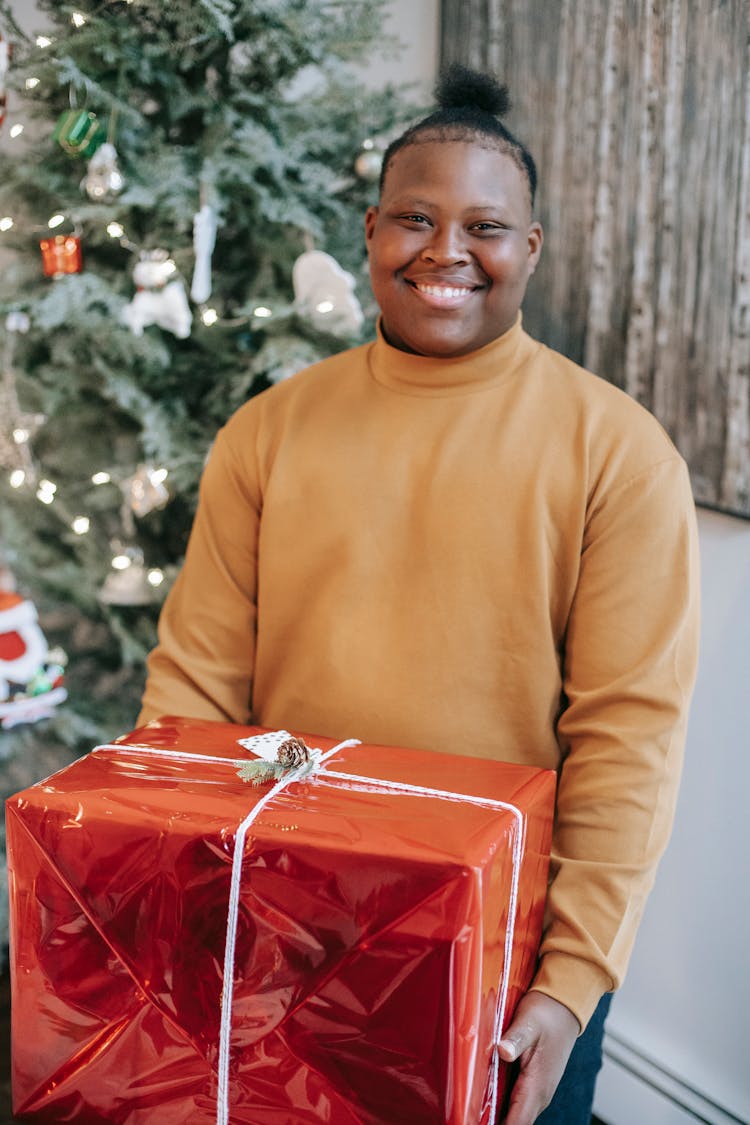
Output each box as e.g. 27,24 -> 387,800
534,992 -> 612,1124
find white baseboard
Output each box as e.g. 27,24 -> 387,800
593,1030 -> 748,1125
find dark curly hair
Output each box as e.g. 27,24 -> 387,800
379,63 -> 537,207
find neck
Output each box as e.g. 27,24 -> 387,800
368,314 -> 536,395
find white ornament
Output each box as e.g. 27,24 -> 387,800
292,249 -> 364,338
191,203 -> 217,304
82,142 -> 125,201
98,558 -> 157,606
5,311 -> 30,334
122,250 -> 192,339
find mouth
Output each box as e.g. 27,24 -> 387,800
406,279 -> 481,309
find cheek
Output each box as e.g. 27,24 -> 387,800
485,248 -> 533,291
369,230 -> 420,274
366,257 -> 396,306
366,241 -> 390,280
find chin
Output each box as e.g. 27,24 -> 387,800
386,328 -> 482,358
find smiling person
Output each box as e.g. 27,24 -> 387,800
139,66 -> 700,1124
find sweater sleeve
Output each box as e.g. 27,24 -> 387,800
530,454 -> 700,1030
137,415 -> 262,726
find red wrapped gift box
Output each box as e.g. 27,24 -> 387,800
6,717 -> 555,1125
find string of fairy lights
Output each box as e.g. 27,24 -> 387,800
0,3 -> 382,604
0,10 -> 258,601
1,311 -> 170,601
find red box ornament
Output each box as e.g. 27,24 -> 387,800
38,233 -> 82,278
6,717 -> 555,1124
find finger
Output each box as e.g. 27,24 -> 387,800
502,1072 -> 546,1125
496,1017 -> 539,1063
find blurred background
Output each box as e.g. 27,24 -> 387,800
0,2 -> 748,1123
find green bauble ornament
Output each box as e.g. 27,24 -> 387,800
52,109 -> 106,157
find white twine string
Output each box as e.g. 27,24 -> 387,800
94,739 -> 526,1123
214,738 -> 359,1125
95,742 -> 249,765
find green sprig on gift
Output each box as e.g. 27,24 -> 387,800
238,735 -> 315,786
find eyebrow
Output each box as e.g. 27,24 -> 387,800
388,197 -> 509,214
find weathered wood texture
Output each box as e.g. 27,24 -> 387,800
441,0 -> 750,517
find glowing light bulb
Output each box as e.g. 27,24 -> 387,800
48,214 -> 65,229
12,428 -> 29,444
149,467 -> 168,484
316,300 -> 334,315
72,516 -> 90,535
25,77 -> 40,90
92,471 -> 111,484
0,217 -> 13,232
71,12 -> 86,26
36,35 -> 52,48
253,306 -> 272,319
107,222 -> 125,239
9,470 -> 26,488
9,124 -> 24,139
37,479 -> 57,504
147,569 -> 164,587
201,308 -> 219,326
111,554 -> 131,570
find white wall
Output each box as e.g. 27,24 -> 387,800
3,0 -> 39,33
355,0 -> 439,98
594,507 -> 750,1125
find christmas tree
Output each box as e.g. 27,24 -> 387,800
0,0 -> 410,762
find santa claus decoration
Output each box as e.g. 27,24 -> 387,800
0,590 -> 67,730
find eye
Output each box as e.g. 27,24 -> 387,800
399,213 -> 431,226
469,221 -> 506,234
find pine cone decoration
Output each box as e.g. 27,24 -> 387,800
276,737 -> 311,769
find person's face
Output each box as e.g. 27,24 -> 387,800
365,139 -> 543,357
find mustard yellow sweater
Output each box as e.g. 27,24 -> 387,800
139,317 -> 700,1030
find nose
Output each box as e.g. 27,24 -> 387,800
419,223 -> 469,265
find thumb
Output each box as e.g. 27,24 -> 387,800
496,1014 -> 539,1063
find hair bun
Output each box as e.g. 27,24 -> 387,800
435,63 -> 511,117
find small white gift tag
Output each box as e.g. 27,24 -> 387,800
237,729 -> 295,762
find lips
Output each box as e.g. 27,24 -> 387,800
407,277 -> 481,309
414,283 -> 473,298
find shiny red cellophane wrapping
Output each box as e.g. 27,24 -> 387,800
6,717 -> 555,1125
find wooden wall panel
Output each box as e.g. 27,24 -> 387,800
441,0 -> 750,517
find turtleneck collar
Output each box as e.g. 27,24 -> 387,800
366,313 -> 538,396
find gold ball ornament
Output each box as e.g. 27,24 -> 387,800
354,140 -> 383,183
121,464 -> 170,519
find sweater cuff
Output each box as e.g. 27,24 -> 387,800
529,952 -> 614,1032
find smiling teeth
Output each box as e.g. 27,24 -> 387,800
415,284 -> 472,298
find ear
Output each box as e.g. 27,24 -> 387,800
527,221 -> 543,273
364,205 -> 379,247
